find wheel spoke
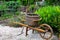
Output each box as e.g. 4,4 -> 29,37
42,33 -> 46,38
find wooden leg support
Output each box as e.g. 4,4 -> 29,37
26,27 -> 28,36
32,30 -> 34,33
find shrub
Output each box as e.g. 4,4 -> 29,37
0,1 -> 21,16
45,0 -> 60,5
35,6 -> 60,34
5,1 -> 20,11
27,5 -> 35,13
20,0 -> 35,6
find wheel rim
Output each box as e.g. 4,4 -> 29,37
38,24 -> 53,39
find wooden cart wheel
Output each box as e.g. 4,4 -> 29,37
38,24 -> 53,39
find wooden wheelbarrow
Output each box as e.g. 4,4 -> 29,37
12,14 -> 53,40
13,22 -> 53,40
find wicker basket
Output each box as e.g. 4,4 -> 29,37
25,13 -> 40,27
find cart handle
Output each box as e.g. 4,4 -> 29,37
12,22 -> 45,33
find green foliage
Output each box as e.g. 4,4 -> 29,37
0,11 -> 20,21
0,1 -> 21,16
29,5 -> 35,10
0,13 -> 13,20
0,3 -> 7,10
35,6 -> 60,34
27,5 -> 35,12
45,0 -> 60,5
20,0 -> 35,6
5,1 -> 20,10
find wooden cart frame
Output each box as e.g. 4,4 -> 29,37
12,13 -> 53,40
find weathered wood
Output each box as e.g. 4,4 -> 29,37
13,22 -> 45,33
33,18 -> 42,22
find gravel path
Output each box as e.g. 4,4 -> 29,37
0,25 -> 58,40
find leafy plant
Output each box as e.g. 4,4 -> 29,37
27,5 -> 35,13
45,0 -> 60,5
0,1 -> 21,21
5,1 -> 20,11
35,6 -> 60,34
20,0 -> 35,6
